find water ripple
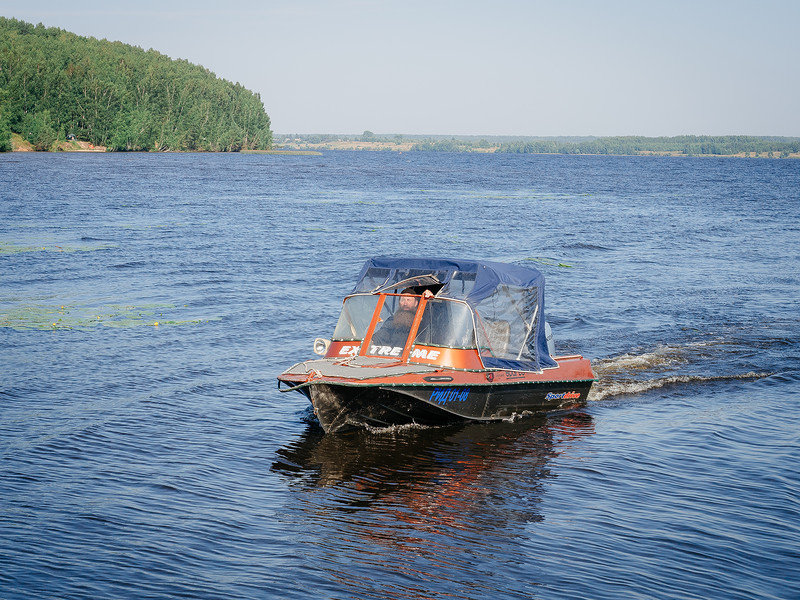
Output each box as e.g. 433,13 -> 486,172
2,152 -> 799,599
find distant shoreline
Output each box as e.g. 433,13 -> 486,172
8,132 -> 799,159
275,140 -> 799,159
274,134 -> 800,159
9,134 -> 325,155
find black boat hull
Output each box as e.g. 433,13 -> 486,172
304,380 -> 594,433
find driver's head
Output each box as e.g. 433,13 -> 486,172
399,288 -> 419,312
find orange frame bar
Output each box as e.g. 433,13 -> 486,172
400,295 -> 429,362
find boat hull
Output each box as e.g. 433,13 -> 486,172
303,379 -> 594,433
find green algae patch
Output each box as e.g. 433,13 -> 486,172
0,302 -> 220,331
524,257 -> 575,268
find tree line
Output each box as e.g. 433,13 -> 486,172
275,132 -> 799,157
0,17 -> 272,152
409,135 -> 800,156
498,135 -> 800,157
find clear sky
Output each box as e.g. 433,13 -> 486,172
2,0 -> 799,136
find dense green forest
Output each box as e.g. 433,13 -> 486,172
0,17 -> 271,151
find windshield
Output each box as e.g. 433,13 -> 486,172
412,299 -> 476,349
331,295 -> 380,341
332,294 -> 479,361
364,294 -> 420,357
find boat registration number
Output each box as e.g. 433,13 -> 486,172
429,387 -> 470,404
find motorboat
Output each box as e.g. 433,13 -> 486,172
278,257 -> 595,433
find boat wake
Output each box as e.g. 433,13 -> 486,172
588,342 -> 770,402
588,371 -> 770,402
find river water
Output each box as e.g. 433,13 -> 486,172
1,151 -> 798,599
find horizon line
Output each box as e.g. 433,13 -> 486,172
273,132 -> 800,139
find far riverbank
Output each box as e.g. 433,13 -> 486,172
274,133 -> 800,159
8,131 -> 798,159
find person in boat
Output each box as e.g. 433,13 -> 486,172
371,287 -> 432,348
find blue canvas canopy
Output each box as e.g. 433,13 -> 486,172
352,257 -> 558,371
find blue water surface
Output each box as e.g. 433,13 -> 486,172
1,151 -> 799,599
